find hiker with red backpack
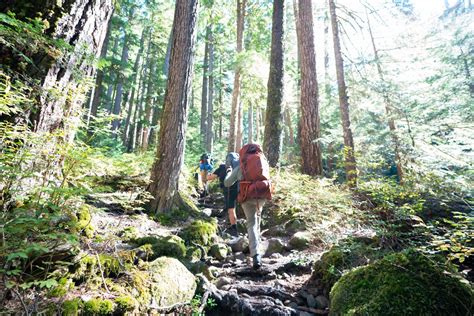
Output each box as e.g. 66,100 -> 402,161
224,144 -> 273,269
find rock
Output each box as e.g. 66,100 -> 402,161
299,312 -> 312,316
133,235 -> 186,260
201,208 -> 213,217
306,294 -> 317,308
264,238 -> 286,257
314,295 -> 328,309
270,253 -> 283,259
227,236 -> 249,253
232,252 -> 247,262
215,277 -> 233,289
285,218 -> 306,233
209,243 -> 229,261
211,208 -> 223,217
298,289 -> 310,300
330,250 -> 474,316
289,302 -> 298,309
288,232 -> 312,250
121,257 -> 196,308
263,224 -> 286,237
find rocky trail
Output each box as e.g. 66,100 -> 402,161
85,188 -> 331,315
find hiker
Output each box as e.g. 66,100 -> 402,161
224,144 -> 273,269
207,153 -> 240,237
199,153 -> 213,197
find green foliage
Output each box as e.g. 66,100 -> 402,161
191,293 -> 217,316
330,250 -> 474,316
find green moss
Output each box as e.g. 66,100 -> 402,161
98,254 -> 121,277
83,298 -> 114,316
133,235 -> 187,260
114,295 -> 137,313
180,219 -> 218,246
185,246 -> 203,262
330,250 -> 474,316
62,298 -> 82,316
49,277 -> 73,297
76,205 -> 94,238
312,237 -> 386,294
119,226 -> 139,241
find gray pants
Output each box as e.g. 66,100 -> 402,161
242,199 -> 266,257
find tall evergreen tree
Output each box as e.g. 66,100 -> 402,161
147,0 -> 199,213
263,0 -> 285,167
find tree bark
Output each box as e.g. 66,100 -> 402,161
367,14 -> 404,182
206,29 -> 215,153
248,102 -> 254,144
329,0 -> 357,186
263,0 -> 285,167
141,45 -> 157,152
147,0 -> 199,213
296,0 -> 323,176
228,0 -> 247,152
111,29 -> 131,133
236,100 -> 243,150
88,15 -> 113,128
201,25 -> 210,139
122,27 -> 148,147
284,107 -> 294,146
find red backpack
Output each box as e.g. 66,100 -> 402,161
237,144 -> 273,203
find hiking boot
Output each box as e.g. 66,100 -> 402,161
253,254 -> 262,269
228,224 -> 238,237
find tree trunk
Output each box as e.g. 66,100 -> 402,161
201,25 -> 210,140
206,30 -> 215,153
147,0 -> 199,213
163,28 -> 173,78
329,0 -> 357,186
88,15 -> 113,129
236,100 -> 243,150
122,27 -> 147,147
141,46 -> 157,152
218,60 -> 223,141
263,0 -> 285,167
296,0 -> 323,176
255,104 -> 260,143
111,30 -> 131,133
135,33 -> 153,150
148,102 -> 161,147
228,0 -> 247,152
284,107 -> 294,146
367,15 -> 404,182
248,103 -> 254,143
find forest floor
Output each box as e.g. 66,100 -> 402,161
78,169 -> 374,315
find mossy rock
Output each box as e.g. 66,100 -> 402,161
83,298 -> 114,316
186,246 -> 203,262
288,231 -> 312,250
330,250 -> 474,316
119,257 -> 196,308
133,235 -> 186,260
209,243 -> 229,261
311,237 -> 385,294
62,298 -> 82,316
180,219 -> 218,246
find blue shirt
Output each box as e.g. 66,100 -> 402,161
200,162 -> 213,172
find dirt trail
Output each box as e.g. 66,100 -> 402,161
195,193 -> 329,316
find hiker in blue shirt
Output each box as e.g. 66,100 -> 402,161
199,153 -> 213,197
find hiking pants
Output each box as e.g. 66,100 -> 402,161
242,199 -> 266,257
